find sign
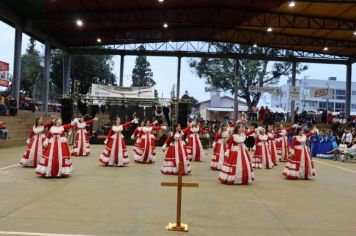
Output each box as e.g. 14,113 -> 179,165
90,84 -> 155,99
0,61 -> 9,88
310,88 -> 333,99
249,86 -> 281,95
289,86 -> 300,100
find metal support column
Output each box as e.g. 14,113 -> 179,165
234,60 -> 239,121
62,54 -> 71,95
176,57 -> 182,125
345,62 -> 352,120
42,41 -> 51,112
290,61 -> 297,123
12,24 -> 22,108
119,55 -> 125,87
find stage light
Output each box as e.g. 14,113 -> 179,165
163,23 -> 168,28
253,44 -> 258,48
158,0 -> 164,2
76,19 -> 83,27
97,38 -> 102,43
267,27 -> 273,32
323,47 -> 328,51
353,31 -> 356,36
289,1 -> 296,7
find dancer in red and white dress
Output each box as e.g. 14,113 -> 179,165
71,117 -> 97,157
161,124 -> 191,175
185,121 -> 208,162
276,124 -> 292,162
252,128 -> 274,169
20,117 -> 53,167
219,124 -> 255,185
210,125 -> 229,170
267,124 -> 279,166
131,120 -> 145,156
283,126 -> 316,180
133,120 -> 166,164
99,117 -> 137,166
36,118 -> 73,177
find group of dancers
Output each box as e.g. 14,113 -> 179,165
18,115 -> 317,185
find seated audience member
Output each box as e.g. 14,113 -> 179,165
0,95 -> 7,116
0,121 -> 8,140
341,128 -> 353,148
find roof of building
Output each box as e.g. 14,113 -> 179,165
0,1 -> 355,57
197,96 -> 247,105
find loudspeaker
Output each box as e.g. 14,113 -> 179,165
178,103 -> 188,128
61,99 -> 73,124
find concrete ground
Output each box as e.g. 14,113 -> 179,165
1,145 -> 356,236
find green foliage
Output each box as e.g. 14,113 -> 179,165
190,43 -> 308,108
181,90 -> 198,114
20,38 -> 43,99
51,50 -> 117,96
131,46 -> 155,87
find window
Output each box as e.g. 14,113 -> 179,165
334,89 -> 346,100
352,91 -> 356,96
319,102 -> 334,110
335,102 -> 345,112
352,104 -> 356,111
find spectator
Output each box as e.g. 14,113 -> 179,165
258,106 -> 265,121
0,94 -> 7,116
341,128 -> 353,148
7,96 -> 17,116
0,121 -> 8,140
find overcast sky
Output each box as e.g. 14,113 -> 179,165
0,20 -> 355,105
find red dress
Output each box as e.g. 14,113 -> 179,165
219,130 -> 255,185
252,134 -> 274,169
133,126 -> 162,163
283,133 -> 316,180
210,130 -> 229,170
36,124 -> 73,177
99,121 -> 133,166
20,121 -> 52,167
161,131 -> 191,175
185,126 -> 205,162
276,128 -> 291,162
131,126 -> 143,156
267,131 -> 278,166
71,119 -> 94,156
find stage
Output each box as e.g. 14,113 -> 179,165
0,145 -> 356,236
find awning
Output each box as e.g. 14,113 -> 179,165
206,106 -> 248,112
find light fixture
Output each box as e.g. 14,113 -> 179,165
97,38 -> 102,43
267,27 -> 273,32
158,0 -> 164,2
163,23 -> 168,28
169,40 -> 172,44
289,1 -> 296,7
253,43 -> 258,48
323,47 -> 328,51
76,19 -> 83,27
353,31 -> 356,36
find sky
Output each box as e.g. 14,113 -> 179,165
0,20 -> 355,105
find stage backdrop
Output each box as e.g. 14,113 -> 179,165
90,84 -> 155,99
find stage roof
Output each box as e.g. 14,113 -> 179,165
0,0 -> 355,58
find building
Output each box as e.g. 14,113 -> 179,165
271,77 -> 356,114
196,91 -> 248,120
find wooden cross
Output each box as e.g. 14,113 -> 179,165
161,163 -> 199,232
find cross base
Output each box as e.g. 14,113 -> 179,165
166,223 -> 189,232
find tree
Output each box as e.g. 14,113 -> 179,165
190,43 -> 308,109
20,38 -> 43,99
181,90 -> 198,114
51,50 -> 117,97
131,46 -> 155,87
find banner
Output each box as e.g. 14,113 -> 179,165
90,84 -> 155,99
289,86 -> 300,101
249,86 -> 281,95
310,88 -> 333,99
0,61 -> 9,88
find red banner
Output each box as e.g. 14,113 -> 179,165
0,61 -> 9,71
